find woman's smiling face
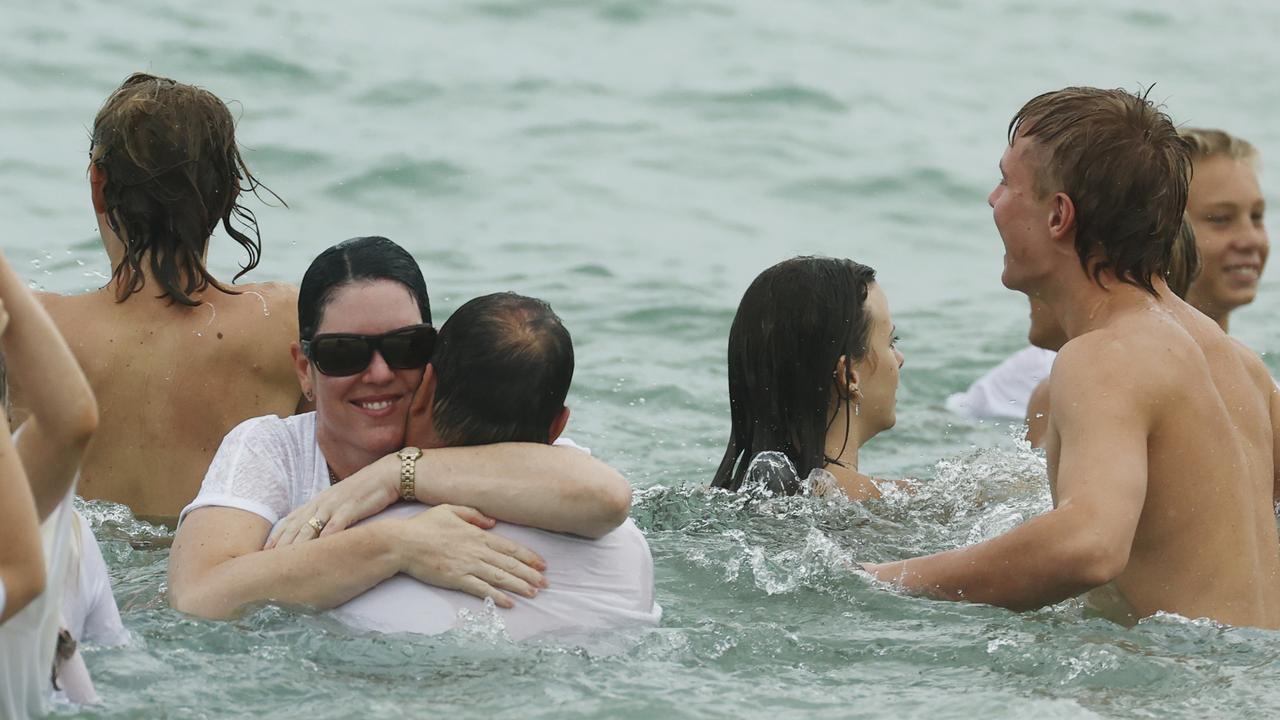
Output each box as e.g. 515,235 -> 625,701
1185,155 -> 1269,322
305,279 -> 426,472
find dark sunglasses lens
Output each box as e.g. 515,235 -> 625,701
380,327 -> 435,369
312,337 -> 374,376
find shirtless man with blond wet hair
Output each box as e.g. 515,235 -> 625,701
10,73 -> 304,523
866,87 -> 1280,628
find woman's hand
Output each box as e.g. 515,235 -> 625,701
390,504 -> 548,608
266,454 -> 400,549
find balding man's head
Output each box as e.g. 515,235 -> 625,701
427,292 -> 573,447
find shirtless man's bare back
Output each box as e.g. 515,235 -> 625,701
866,87 -> 1280,628
11,73 -> 303,523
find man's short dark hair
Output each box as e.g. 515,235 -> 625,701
431,292 -> 573,446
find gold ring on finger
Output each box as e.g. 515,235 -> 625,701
307,516 -> 327,534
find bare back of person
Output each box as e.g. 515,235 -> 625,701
1043,292 -> 1280,627
32,282 -> 302,523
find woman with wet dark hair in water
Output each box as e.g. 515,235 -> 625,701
169,236 -> 631,620
713,256 -> 905,500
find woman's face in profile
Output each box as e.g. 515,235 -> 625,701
309,279 -> 426,463
853,282 -> 904,436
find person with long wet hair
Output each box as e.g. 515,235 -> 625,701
712,256 -> 904,500
9,73 -> 304,524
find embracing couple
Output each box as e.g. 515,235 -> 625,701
168,237 -> 660,639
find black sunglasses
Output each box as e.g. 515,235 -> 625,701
302,323 -> 436,377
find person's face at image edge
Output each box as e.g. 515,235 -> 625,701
1184,156 -> 1269,321
305,279 -> 426,469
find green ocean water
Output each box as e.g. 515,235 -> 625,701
4,0 -> 1280,717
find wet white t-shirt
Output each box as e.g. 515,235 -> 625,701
332,507 -> 661,640
0,490 -> 75,719
181,413 -> 660,639
61,510 -> 126,647
945,346 -> 1056,420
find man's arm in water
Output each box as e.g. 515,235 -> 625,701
865,339 -> 1149,610
268,443 -> 633,548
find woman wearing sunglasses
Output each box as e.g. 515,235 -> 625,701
168,237 -> 632,619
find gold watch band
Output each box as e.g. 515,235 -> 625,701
398,448 -> 421,502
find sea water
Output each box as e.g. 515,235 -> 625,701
3,0 -> 1279,717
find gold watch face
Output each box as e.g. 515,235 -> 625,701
398,447 -> 422,461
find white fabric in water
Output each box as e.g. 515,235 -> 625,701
946,346 -> 1057,420
0,490 -> 76,719
182,412 -> 657,640
331,506 -> 661,640
61,510 -> 126,647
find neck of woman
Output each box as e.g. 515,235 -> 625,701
821,401 -> 864,471
818,405 -> 884,502
316,433 -> 383,483
99,214 -> 213,299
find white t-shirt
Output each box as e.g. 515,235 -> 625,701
946,346 -> 1057,420
61,510 -> 126,647
182,413 -> 660,639
0,490 -> 75,719
333,507 -> 660,640
181,413 -> 330,526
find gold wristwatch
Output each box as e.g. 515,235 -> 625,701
397,447 -> 422,502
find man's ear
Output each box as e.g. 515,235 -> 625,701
1047,191 -> 1077,250
548,406 -> 570,444
411,365 -> 437,417
406,365 -> 438,448
290,342 -> 313,402
89,163 -> 108,215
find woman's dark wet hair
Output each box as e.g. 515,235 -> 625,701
298,236 -> 431,340
91,72 -> 281,307
712,256 -> 878,494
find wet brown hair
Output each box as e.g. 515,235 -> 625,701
1010,87 -> 1192,295
1166,216 -> 1200,299
90,73 -> 280,306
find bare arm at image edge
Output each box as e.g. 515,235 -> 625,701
1271,384 -> 1280,505
0,251 -> 98,519
0,411 -> 45,623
